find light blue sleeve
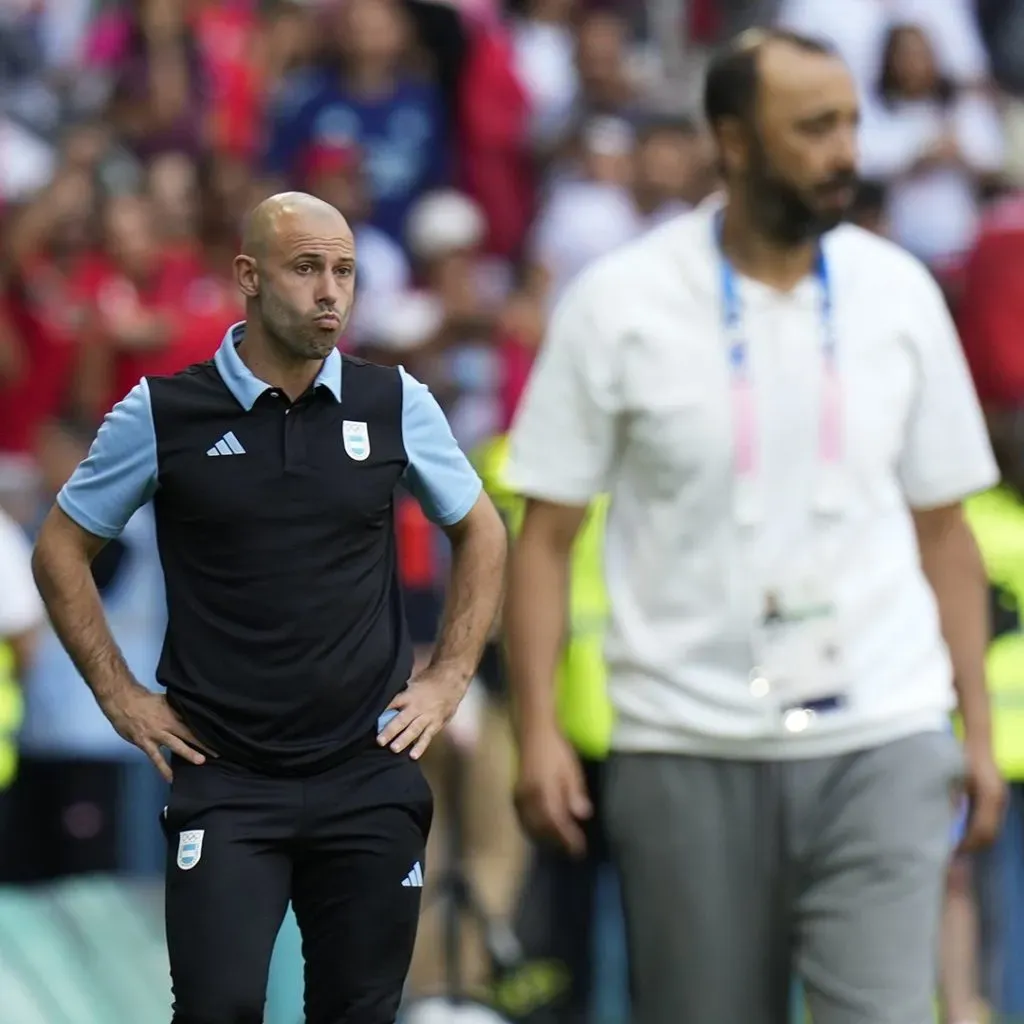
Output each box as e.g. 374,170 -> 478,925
56,380 -> 159,539
399,366 -> 482,527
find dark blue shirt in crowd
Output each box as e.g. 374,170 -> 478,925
265,70 -> 448,247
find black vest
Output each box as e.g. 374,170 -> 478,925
147,356 -> 414,774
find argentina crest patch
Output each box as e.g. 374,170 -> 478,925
176,829 -> 204,870
342,420 -> 370,461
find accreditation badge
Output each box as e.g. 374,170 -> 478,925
749,580 -> 847,730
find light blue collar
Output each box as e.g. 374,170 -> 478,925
213,322 -> 343,411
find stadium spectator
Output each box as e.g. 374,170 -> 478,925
80,191 -> 230,414
776,0 -> 992,117
264,0 -> 450,247
528,114 -> 702,306
2,414 -> 166,883
858,23 -> 1004,268
958,189 -> 1024,408
405,188 -> 507,452
302,139 -> 413,348
0,161 -> 103,461
94,0 -> 209,161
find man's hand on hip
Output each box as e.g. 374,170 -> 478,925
378,666 -> 470,760
514,722 -> 593,858
102,685 -> 208,782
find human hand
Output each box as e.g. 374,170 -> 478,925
101,685 -> 208,782
104,297 -> 167,351
514,722 -> 592,858
929,132 -> 962,165
377,666 -> 471,760
959,739 -> 1006,851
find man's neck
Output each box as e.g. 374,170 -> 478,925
718,195 -> 817,293
235,323 -> 323,402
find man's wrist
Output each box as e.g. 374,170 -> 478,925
958,689 -> 994,750
512,696 -> 561,746
422,657 -> 475,694
93,673 -> 143,713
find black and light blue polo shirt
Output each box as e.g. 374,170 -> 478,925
57,323 -> 482,774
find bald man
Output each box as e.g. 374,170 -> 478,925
32,192 -> 507,1023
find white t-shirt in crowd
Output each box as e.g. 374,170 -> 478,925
507,196 -> 998,760
859,92 -> 1005,262
512,17 -> 579,148
529,179 -> 688,307
0,506 -> 43,639
347,223 -> 411,345
777,0 -> 990,120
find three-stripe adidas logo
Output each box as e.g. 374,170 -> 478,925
206,431 -> 246,457
402,862 -> 424,888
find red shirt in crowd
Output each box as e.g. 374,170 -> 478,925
457,17 -> 535,258
90,248 -> 239,413
0,254 -> 105,454
193,0 -> 264,157
957,192 -> 1024,408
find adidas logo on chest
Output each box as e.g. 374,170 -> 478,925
206,431 -> 246,457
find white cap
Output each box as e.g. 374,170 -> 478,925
406,189 -> 486,262
581,115 -> 635,157
364,290 -> 444,351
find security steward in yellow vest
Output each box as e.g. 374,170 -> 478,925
958,411 -> 1024,1012
0,644 -> 22,794
474,434 -> 618,1024
963,408 -> 1024,797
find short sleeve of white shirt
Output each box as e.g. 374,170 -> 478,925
897,263 -> 999,507
0,507 -> 43,637
506,269 -> 621,504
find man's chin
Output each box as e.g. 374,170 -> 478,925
815,208 -> 849,233
294,332 -> 343,361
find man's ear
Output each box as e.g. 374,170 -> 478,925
717,118 -> 750,177
234,254 -> 259,298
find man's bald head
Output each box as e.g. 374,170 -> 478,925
241,192 -> 353,263
233,191 -> 358,361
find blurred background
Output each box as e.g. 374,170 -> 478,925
3,0 -> 1024,1022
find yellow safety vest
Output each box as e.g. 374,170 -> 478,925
0,643 -> 22,790
474,435 -> 614,759
965,486 -> 1024,780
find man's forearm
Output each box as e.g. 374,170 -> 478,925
32,510 -> 137,707
917,508 -> 992,746
430,500 -> 507,685
504,516 -> 574,738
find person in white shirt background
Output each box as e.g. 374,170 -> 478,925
776,0 -> 992,118
858,23 -> 1005,270
528,115 -> 701,307
505,26 -> 1004,1024
0,499 -> 44,872
0,415 -> 166,884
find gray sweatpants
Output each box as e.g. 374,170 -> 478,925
604,730 -> 964,1024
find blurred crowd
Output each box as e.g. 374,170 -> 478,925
5,0 -> 1024,1019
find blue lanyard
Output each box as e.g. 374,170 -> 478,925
715,214 -> 842,486
718,219 -> 837,379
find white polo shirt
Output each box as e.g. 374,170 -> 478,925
506,198 -> 999,759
